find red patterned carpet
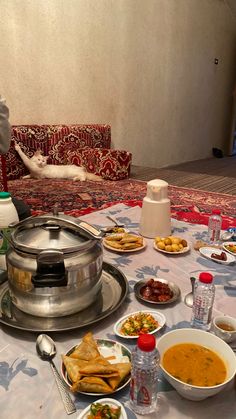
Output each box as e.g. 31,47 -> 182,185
8,178 -> 236,227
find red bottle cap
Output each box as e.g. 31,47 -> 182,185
137,334 -> 156,351
199,272 -> 213,284
212,209 -> 221,215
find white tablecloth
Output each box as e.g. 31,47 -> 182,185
0,204 -> 235,419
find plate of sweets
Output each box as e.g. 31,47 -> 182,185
199,247 -> 235,265
77,398 -> 127,419
154,235 -> 190,254
134,278 -> 181,305
103,232 -> 146,252
61,332 -> 131,396
114,310 -> 166,339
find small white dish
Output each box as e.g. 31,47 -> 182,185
114,310 -> 166,339
222,242 -> 236,256
153,241 -> 190,255
77,398 -> 127,419
213,315 -> 236,343
199,247 -> 235,265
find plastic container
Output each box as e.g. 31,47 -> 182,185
191,272 -> 215,331
208,209 -> 222,244
139,179 -> 171,238
129,334 -> 159,415
0,192 -> 19,269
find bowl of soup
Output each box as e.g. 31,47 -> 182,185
213,315 -> 236,343
157,328 -> 236,401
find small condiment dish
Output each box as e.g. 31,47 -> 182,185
213,315 -> 236,343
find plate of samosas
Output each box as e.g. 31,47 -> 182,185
61,332 -> 131,395
103,232 -> 146,252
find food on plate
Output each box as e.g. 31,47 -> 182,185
104,233 -> 143,250
107,363 -> 132,390
119,312 -> 159,336
140,278 -> 173,302
211,251 -> 227,261
224,243 -> 236,253
162,343 -> 227,387
73,376 -> 113,393
87,402 -> 121,419
104,227 -> 126,235
155,236 -> 188,252
62,332 -> 131,394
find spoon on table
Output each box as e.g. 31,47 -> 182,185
36,334 -> 76,415
184,277 -> 196,308
106,215 -> 124,227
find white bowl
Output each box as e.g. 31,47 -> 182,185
213,315 -> 236,343
157,328 -> 236,401
114,310 -> 166,339
77,398 -> 127,419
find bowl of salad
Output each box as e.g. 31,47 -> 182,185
114,310 -> 166,339
77,398 -> 127,419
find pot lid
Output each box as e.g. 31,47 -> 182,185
9,214 -> 102,255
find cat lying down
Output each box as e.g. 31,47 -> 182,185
15,142 -> 103,181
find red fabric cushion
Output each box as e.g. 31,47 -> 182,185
78,148 -> 132,180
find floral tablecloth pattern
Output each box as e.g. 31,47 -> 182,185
0,204 -> 235,419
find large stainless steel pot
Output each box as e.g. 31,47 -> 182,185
6,214 -> 104,318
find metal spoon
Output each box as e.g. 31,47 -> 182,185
36,334 -> 76,415
106,215 -> 124,227
184,277 -> 196,308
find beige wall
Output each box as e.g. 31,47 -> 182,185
0,0 -> 236,167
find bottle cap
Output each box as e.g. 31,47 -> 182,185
199,272 -> 213,284
0,192 -> 11,199
212,209 -> 221,215
137,334 -> 156,351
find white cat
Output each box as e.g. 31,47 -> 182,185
15,143 -> 103,181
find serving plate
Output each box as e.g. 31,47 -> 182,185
153,241 -> 190,255
199,247 -> 235,265
0,262 -> 128,332
62,339 -> 131,396
103,236 -> 146,253
114,310 -> 166,339
222,242 -> 236,256
134,278 -> 181,305
77,398 -> 127,419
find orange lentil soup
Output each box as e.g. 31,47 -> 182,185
162,343 -> 227,387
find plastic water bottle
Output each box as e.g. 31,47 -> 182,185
208,209 -> 222,243
129,334 -> 159,415
0,192 -> 19,269
191,272 -> 215,331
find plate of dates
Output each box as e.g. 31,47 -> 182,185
134,278 -> 181,305
199,246 -> 235,265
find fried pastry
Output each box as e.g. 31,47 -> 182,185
78,362 -> 119,378
107,362 -> 131,390
69,334 -> 100,360
62,355 -> 88,383
71,376 -> 112,393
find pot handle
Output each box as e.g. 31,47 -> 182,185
32,249 -> 68,288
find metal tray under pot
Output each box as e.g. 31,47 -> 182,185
6,214 -> 104,318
